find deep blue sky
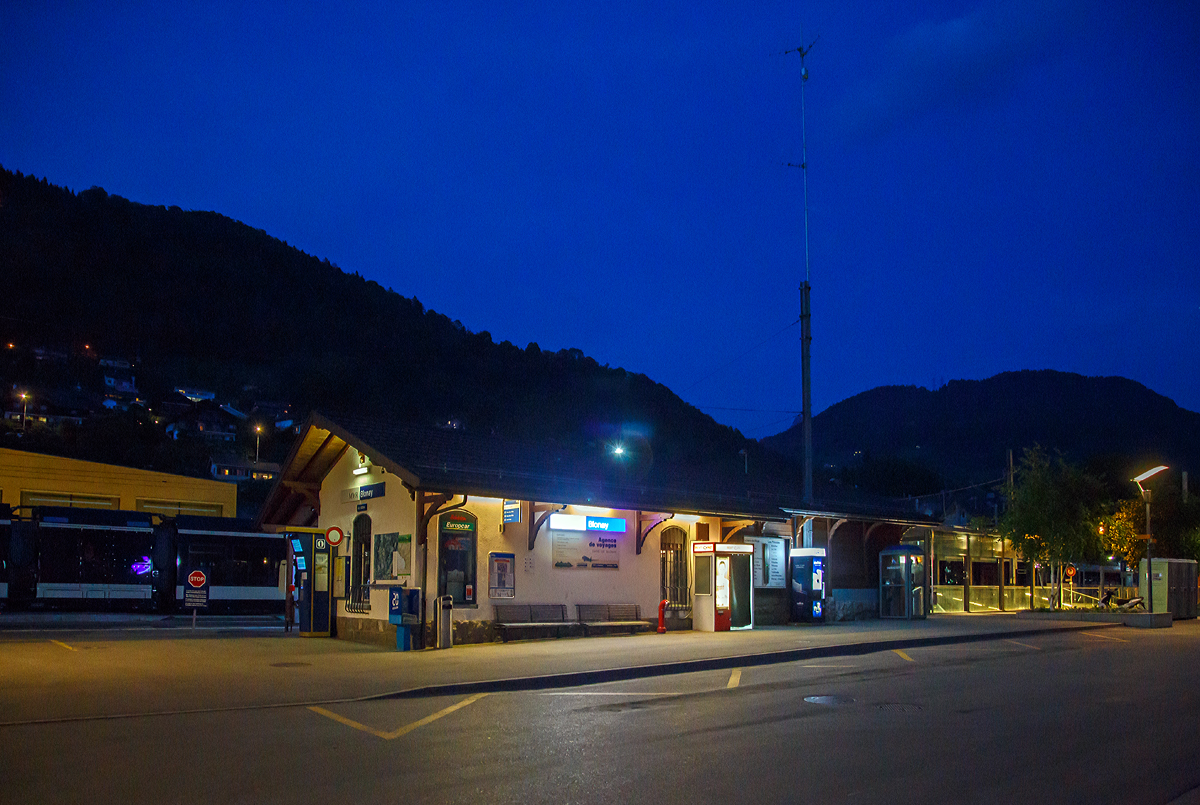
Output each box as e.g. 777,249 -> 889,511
3,2 -> 1198,437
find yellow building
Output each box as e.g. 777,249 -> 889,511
0,447 -> 237,517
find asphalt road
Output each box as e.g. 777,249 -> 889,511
3,622 -> 1199,804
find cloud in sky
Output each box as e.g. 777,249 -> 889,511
834,0 -> 1084,139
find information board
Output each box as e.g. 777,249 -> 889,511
745,537 -> 787,588
373,532 -> 412,581
551,530 -> 619,570
489,552 -> 515,598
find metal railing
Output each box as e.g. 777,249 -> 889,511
346,584 -> 371,614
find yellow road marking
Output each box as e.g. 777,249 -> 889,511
49,639 -> 77,652
892,649 -> 915,662
1005,639 -> 1041,650
309,693 -> 488,740
727,668 -> 742,689
1081,631 -> 1129,643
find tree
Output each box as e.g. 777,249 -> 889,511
1097,499 -> 1143,569
999,447 -> 1103,607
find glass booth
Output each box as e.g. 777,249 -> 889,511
879,545 -> 926,619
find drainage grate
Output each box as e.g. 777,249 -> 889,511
804,695 -> 856,706
876,703 -> 922,713
269,662 -> 312,668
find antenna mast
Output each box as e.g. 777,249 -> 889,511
787,29 -> 818,504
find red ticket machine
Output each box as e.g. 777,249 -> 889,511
692,542 -> 754,631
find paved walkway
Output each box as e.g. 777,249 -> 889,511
0,610 -> 1117,725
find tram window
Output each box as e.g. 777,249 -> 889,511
938,559 -> 964,586
109,532 -> 154,585
80,535 -> 107,584
187,543 -> 226,583
40,531 -> 81,583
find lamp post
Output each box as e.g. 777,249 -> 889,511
1133,465 -> 1168,613
255,425 -> 262,465
19,392 -> 28,431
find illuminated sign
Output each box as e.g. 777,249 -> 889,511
502,500 -> 521,524
548,513 -> 627,533
442,519 -> 475,532
131,556 -> 153,576
693,542 -> 715,553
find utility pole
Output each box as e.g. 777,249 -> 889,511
787,30 -> 818,505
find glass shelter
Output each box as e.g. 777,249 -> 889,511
879,545 -> 926,619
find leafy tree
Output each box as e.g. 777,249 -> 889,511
999,447 -> 1103,607
1097,499 -> 1144,568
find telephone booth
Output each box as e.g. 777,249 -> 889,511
287,528 -> 334,636
879,545 -> 927,620
691,542 -> 754,631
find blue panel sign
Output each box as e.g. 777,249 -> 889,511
502,499 -> 521,524
342,482 -> 386,503
585,516 -> 626,533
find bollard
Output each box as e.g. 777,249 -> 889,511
658,599 -> 669,634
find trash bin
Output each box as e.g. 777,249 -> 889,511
436,595 -> 454,649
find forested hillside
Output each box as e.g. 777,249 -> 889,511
0,166 -> 791,488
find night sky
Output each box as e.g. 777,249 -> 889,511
3,2 -> 1197,438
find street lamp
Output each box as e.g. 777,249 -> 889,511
255,425 -> 262,465
19,392 -> 28,431
1132,465 -> 1168,613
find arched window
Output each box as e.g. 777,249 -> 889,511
351,513 -> 372,589
438,510 -> 478,605
660,525 -> 688,608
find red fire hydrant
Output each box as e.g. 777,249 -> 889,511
658,599 -> 669,634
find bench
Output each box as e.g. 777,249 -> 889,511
493,603 -> 581,642
576,603 -> 652,636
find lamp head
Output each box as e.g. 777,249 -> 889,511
1133,465 -> 1168,484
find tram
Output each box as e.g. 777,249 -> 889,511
0,506 -> 285,612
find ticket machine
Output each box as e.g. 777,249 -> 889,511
790,547 -> 826,622
288,528 -> 333,637
692,542 -> 754,631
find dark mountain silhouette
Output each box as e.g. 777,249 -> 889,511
762,370 -> 1200,492
0,166 -> 792,489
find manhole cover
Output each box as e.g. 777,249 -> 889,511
804,695 -> 856,706
876,703 -> 922,713
269,662 -> 311,668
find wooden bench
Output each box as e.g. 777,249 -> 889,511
576,603 -> 652,636
493,603 -> 581,642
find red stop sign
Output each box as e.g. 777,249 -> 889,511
188,570 -> 207,588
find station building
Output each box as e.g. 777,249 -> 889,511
258,413 -> 940,646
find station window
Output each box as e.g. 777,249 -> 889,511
351,514 -> 371,588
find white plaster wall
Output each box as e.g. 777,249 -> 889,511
433,500 -> 666,623
316,446 -> 732,629
318,448 -> 420,623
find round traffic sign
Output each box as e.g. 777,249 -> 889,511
188,570 -> 207,588
1064,565 -> 1077,578
325,526 -> 345,547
